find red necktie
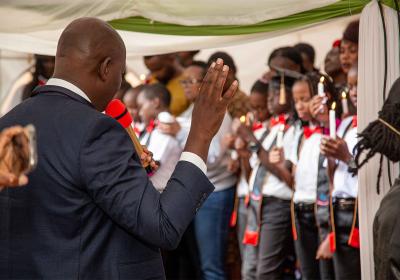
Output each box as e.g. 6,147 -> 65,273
146,119 -> 157,133
303,126 -> 322,139
270,114 -> 287,128
252,122 -> 263,131
352,116 -> 357,128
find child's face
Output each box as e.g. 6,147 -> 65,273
348,71 -> 358,108
123,91 -> 140,122
137,92 -> 159,125
267,87 -> 291,116
292,81 -> 313,122
250,91 -> 270,123
339,40 -> 358,74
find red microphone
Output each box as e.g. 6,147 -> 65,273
105,99 -> 152,172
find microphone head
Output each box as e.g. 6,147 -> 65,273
105,99 -> 132,128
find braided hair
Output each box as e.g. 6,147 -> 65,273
354,77 -> 400,193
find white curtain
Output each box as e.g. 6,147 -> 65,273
358,1 -> 400,279
0,20 -> 338,57
0,0 -> 337,33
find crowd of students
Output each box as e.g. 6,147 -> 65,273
15,19 -> 361,280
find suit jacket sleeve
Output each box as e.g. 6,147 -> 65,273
79,116 -> 214,250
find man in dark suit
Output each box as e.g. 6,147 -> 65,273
0,18 -> 238,279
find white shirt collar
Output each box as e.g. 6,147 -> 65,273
46,78 -> 91,103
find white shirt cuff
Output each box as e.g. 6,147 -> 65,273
179,152 -> 207,174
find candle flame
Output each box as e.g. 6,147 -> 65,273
319,76 -> 325,83
240,115 -> 246,123
331,102 -> 336,110
341,91 -> 347,99
139,74 -> 146,81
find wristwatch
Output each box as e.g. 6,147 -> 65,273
248,141 -> 261,154
347,156 -> 358,174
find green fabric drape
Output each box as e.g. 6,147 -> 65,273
110,0 -> 372,36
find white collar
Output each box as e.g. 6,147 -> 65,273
46,78 -> 91,103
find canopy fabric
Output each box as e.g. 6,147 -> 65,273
0,1 -> 369,57
110,0 -> 367,36
0,0 -> 338,33
0,0 -> 394,56
0,19 -> 346,57
0,15 -> 356,105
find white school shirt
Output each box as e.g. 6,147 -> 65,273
176,111 -> 237,192
46,78 -> 206,175
248,124 -> 295,200
140,128 -> 182,192
290,127 -> 322,204
333,116 -> 358,198
236,124 -> 268,198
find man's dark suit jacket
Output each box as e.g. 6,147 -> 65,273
0,85 -> 214,279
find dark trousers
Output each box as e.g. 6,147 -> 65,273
163,222 -> 201,279
294,206 -> 334,280
333,206 -> 361,280
194,187 -> 235,280
294,206 -> 320,280
318,230 -> 335,280
256,196 -> 293,280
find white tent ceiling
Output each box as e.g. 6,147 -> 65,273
0,0 -> 336,33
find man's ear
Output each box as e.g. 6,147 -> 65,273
98,57 -> 112,81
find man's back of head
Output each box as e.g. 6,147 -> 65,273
54,17 -> 126,111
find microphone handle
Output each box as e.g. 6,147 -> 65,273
125,126 -> 149,168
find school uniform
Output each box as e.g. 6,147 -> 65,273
290,123 -> 334,280
242,115 -> 296,279
331,116 -> 361,279
139,116 -> 182,192
232,122 -> 268,262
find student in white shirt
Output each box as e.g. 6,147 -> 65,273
320,65 -> 360,279
285,73 -> 336,280
230,80 -> 270,269
135,83 -> 182,192
236,73 -> 297,279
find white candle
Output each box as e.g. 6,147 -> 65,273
341,91 -> 349,115
276,124 -> 284,148
318,76 -> 325,97
329,102 -> 337,139
231,150 -> 239,160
